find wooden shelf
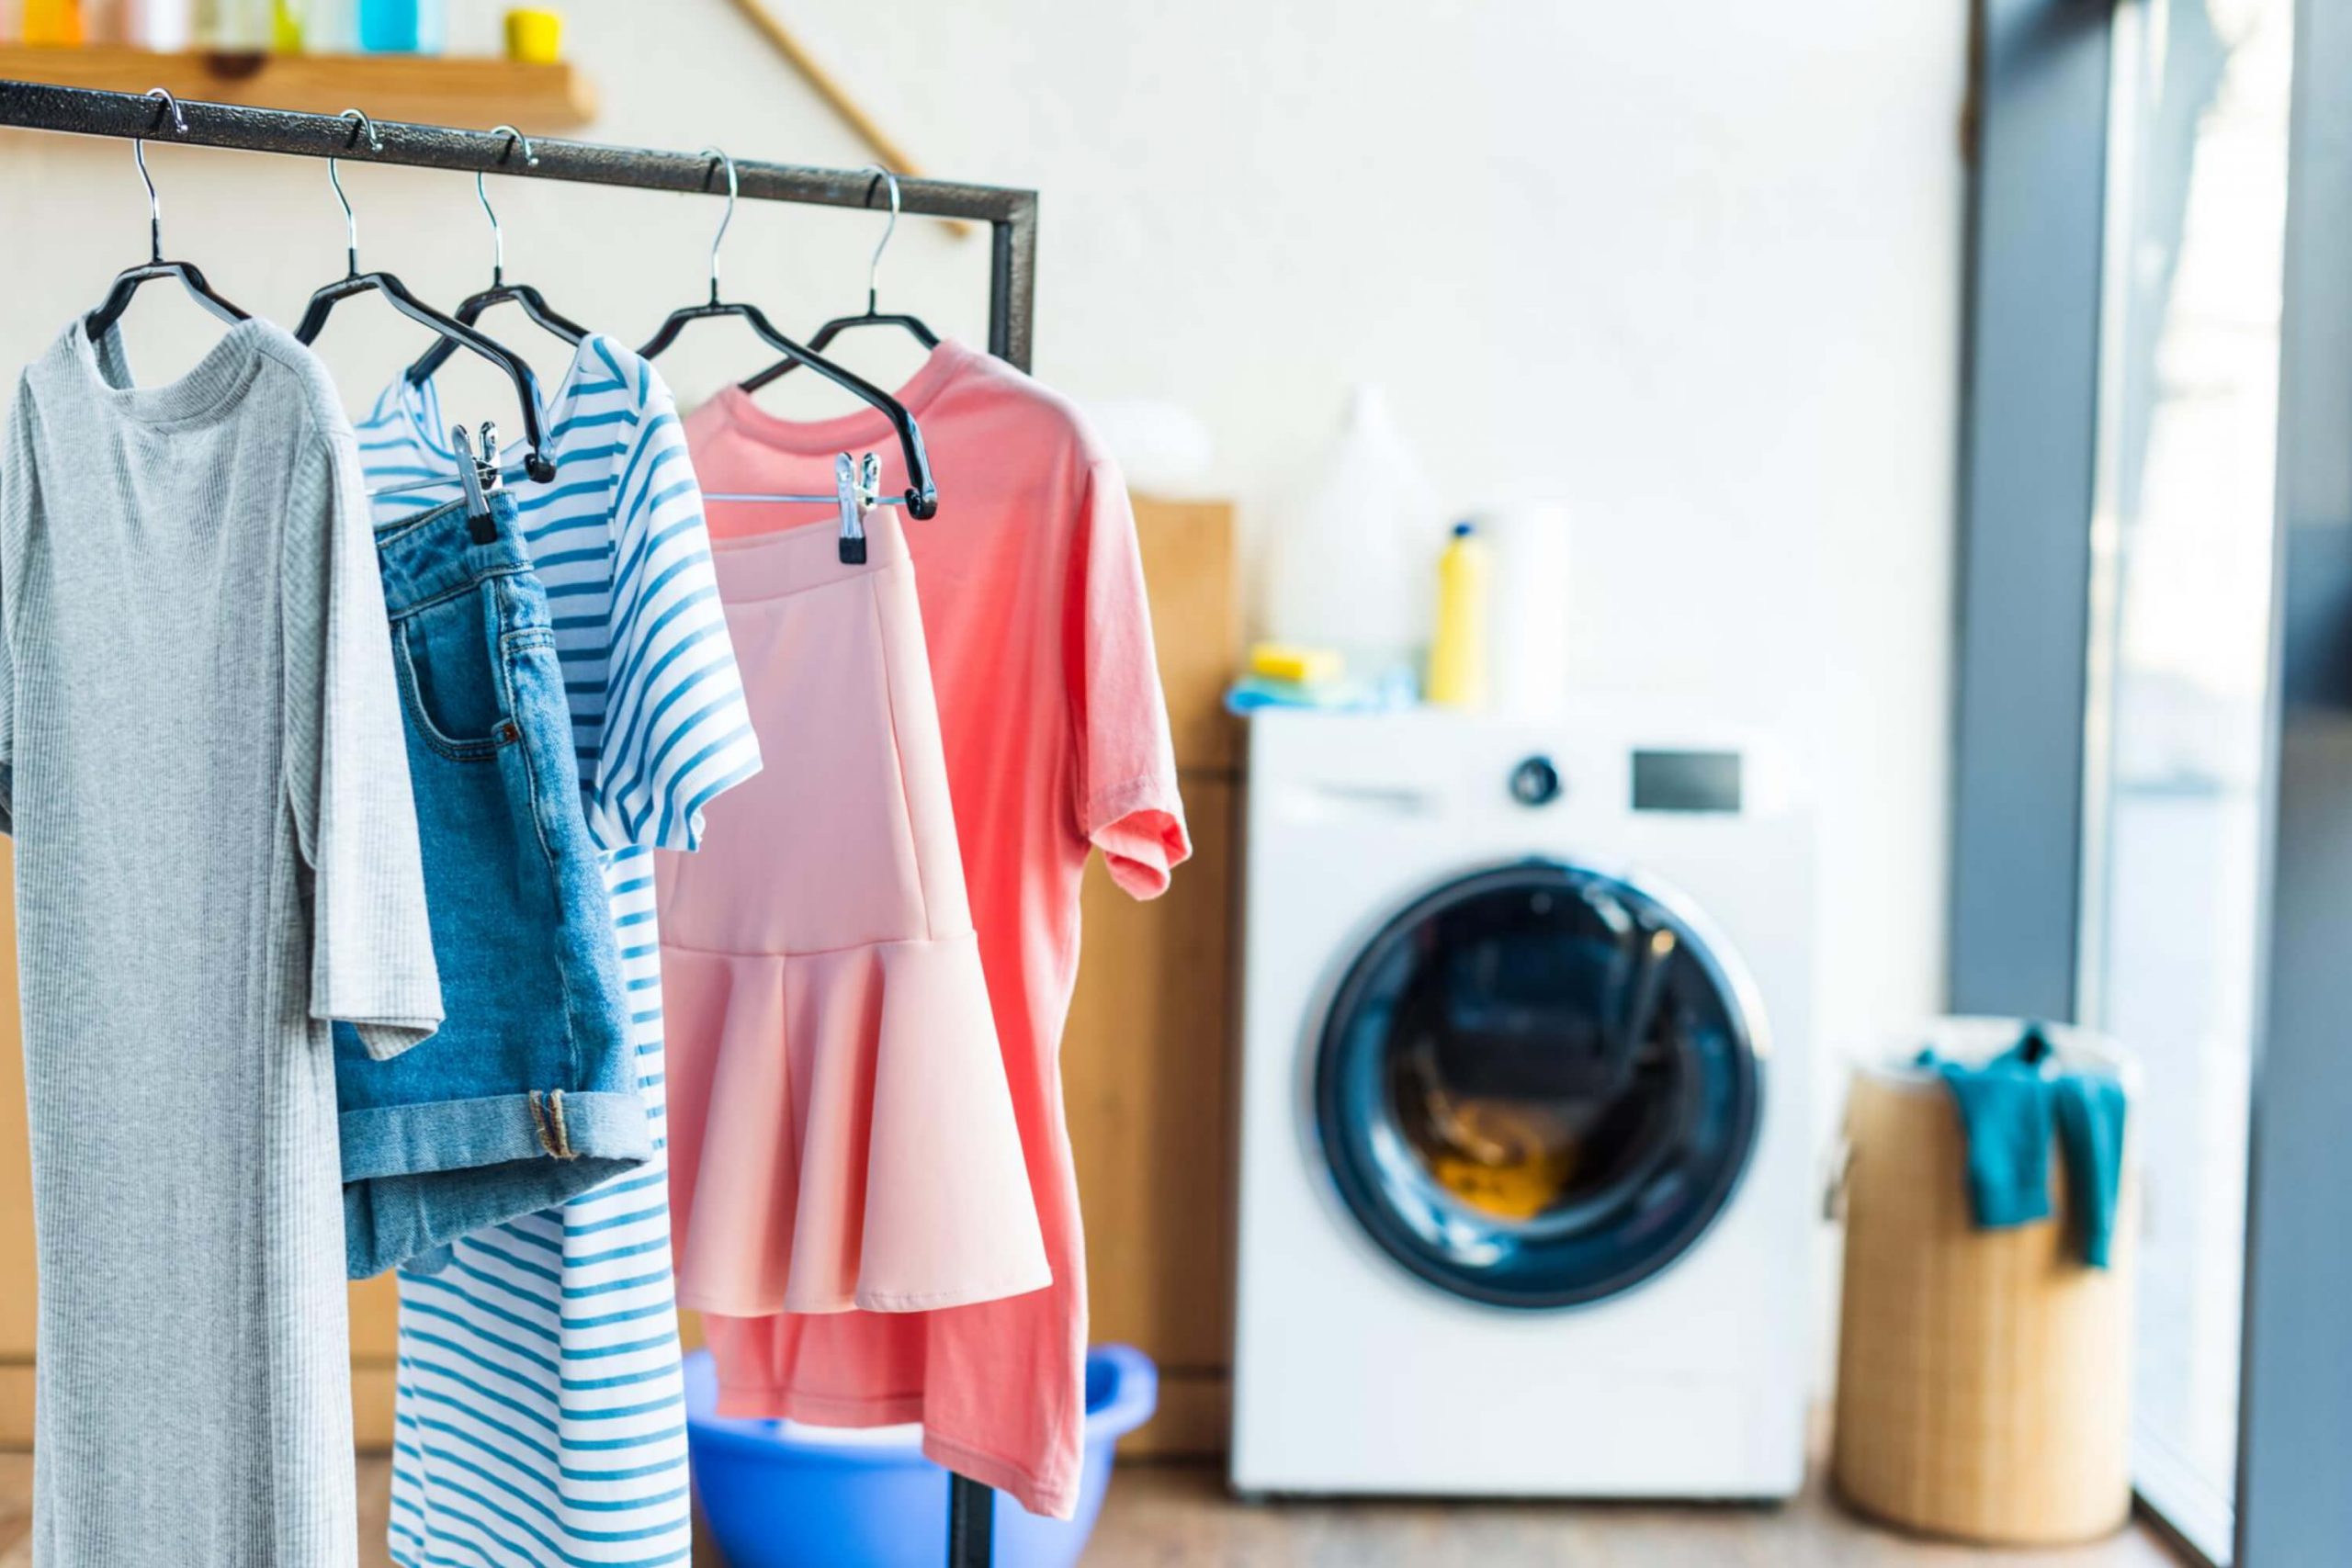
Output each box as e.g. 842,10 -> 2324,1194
0,45 -> 596,132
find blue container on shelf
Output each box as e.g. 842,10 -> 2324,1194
356,0 -> 443,52
685,1345 -> 1158,1568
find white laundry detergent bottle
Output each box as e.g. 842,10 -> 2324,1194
1256,384 -> 1441,691
1475,502 -> 1573,717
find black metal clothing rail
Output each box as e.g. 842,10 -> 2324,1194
0,74 -> 1029,1568
0,79 -> 1040,370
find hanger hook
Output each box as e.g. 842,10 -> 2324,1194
478,125 -> 536,286
328,108 -> 382,279
854,164 -> 902,316
134,87 -> 184,265
698,145 -> 738,307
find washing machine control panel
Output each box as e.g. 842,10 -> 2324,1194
1632,749 -> 1744,814
1509,754 -> 1563,807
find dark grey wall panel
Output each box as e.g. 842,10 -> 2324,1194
2237,0 -> 2352,1559
1948,0 -> 2114,1021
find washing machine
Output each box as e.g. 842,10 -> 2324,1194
1229,708 -> 1814,1500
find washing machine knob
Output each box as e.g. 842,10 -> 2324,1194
1510,754 -> 1563,807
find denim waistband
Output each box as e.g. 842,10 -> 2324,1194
373,491 -> 534,618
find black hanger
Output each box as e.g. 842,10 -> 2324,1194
85,89 -> 250,341
739,164 -> 937,394
295,111 -> 557,484
407,126 -> 590,386
639,148 -> 937,519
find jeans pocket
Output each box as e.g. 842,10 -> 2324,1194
499,624 -> 594,871
393,585 -> 511,761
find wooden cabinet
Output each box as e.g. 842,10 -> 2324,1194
1062,776 -> 1237,1456
1061,495 -> 1241,1456
0,494 -> 1245,1460
348,1274 -> 401,1448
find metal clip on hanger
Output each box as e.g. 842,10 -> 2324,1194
741,164 -> 939,393
453,421 -> 503,542
85,88 -> 251,340
454,423 -> 489,519
834,451 -> 882,565
638,147 -> 938,520
407,126 -> 592,385
294,110 -> 558,484
705,447 -> 890,567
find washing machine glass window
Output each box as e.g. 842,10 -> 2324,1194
1312,861 -> 1765,1309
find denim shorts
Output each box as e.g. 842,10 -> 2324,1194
336,490 -> 646,1278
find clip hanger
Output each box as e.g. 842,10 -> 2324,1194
741,164 -> 939,393
703,450 -> 891,569
638,147 -> 938,519
83,87 -> 250,339
296,109 -> 558,484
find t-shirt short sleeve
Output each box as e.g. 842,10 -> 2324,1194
586,370 -> 762,854
1064,457 -> 1190,899
284,428 -> 444,1059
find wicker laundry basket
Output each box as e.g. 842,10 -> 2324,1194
1832,1020 -> 2137,1546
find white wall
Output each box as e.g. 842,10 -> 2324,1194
0,0 -> 1966,1072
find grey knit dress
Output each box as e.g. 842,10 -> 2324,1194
0,320 -> 442,1567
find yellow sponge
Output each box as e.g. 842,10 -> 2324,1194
1249,643 -> 1344,685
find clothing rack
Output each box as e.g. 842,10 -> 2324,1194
0,79 -> 1037,370
0,75 -> 1034,1568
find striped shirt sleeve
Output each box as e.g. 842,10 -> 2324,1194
585,373 -> 762,853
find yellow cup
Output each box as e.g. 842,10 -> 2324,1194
505,6 -> 565,63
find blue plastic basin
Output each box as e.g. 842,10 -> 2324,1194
685,1345 -> 1158,1568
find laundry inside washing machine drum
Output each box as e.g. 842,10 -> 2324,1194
1313,861 -> 1763,1309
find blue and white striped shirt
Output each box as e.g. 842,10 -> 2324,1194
359,335 -> 762,1568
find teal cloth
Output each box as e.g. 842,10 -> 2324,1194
1917,1025 -> 2128,1269
1927,1042 -> 2056,1229
2052,1070 -> 2127,1269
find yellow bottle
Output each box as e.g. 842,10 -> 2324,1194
1426,522 -> 1489,710
23,0 -> 86,45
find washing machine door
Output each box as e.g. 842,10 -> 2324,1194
1313,860 -> 1764,1309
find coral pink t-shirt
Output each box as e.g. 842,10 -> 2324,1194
682,341 -> 1190,1517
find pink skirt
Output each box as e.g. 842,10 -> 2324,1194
657,506 -> 1048,1315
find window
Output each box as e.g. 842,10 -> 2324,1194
2076,0 -> 2294,1558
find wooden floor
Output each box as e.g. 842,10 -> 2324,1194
1077,1463 -> 2188,1567
0,1452 -> 2188,1567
